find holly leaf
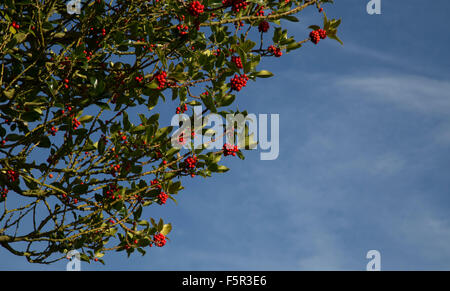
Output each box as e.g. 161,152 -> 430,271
78,115 -> 94,123
160,223 -> 172,236
254,70 -> 274,78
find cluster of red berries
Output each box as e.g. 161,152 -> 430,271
89,27 -> 106,37
1,187 -> 8,200
223,143 -> 239,156
235,20 -> 244,30
256,5 -> 264,16
188,1 -> 205,17
268,45 -> 282,57
143,43 -> 155,52
48,126 -> 58,136
72,118 -> 81,130
11,21 -> 20,30
258,21 -> 269,33
154,71 -> 167,89
1,138 -> 7,146
110,163 -> 121,177
184,155 -> 198,169
176,104 -> 188,114
60,104 -> 73,115
309,29 -> 327,44
83,49 -> 93,61
222,0 -> 248,12
63,78 -> 70,89
318,29 -> 327,39
151,179 -> 162,189
231,56 -> 243,69
157,191 -> 168,205
177,24 -> 189,35
6,170 -> 19,182
135,74 -> 144,83
230,74 -> 249,91
105,184 -> 120,200
153,233 -> 166,247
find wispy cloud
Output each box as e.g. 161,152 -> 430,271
335,74 -> 450,115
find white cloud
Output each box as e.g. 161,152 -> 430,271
335,74 -> 450,115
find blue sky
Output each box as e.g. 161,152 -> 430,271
2,0 -> 450,270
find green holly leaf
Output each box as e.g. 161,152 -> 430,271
254,70 -> 274,78
98,138 -> 106,155
160,223 -> 172,236
37,136 -> 51,148
78,115 -> 94,123
286,42 -> 302,52
201,92 -> 217,113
